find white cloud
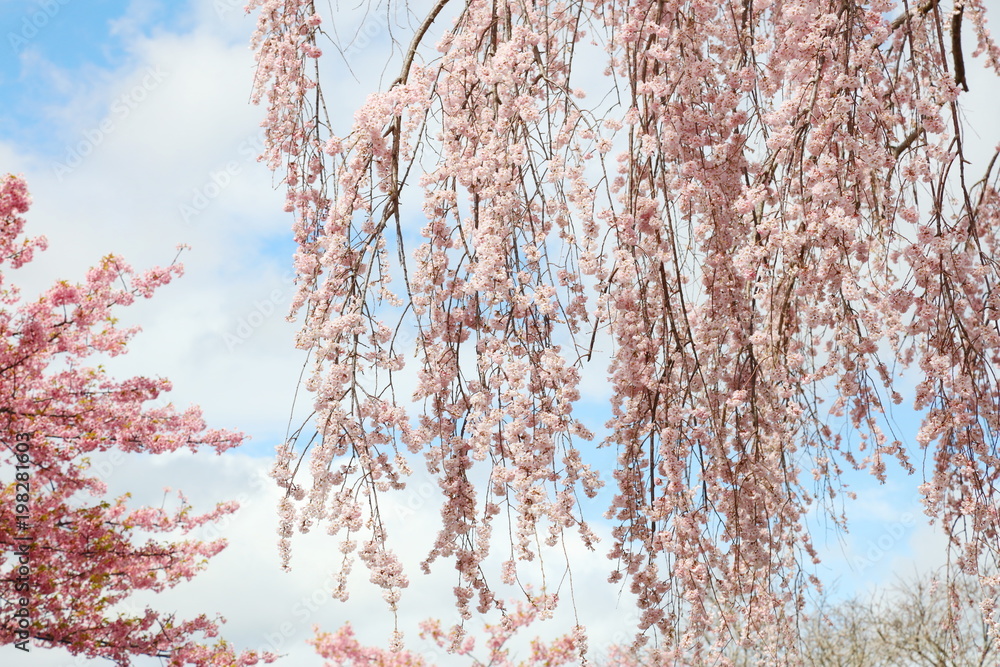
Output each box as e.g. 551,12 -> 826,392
4,0 -> 305,451
10,448 -> 632,666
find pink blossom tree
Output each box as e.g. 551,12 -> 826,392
312,597 -> 588,666
0,174 -> 274,666
249,0 -> 1000,661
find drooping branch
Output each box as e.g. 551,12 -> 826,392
394,0 -> 454,87
249,0 -> 1000,660
890,0 -> 944,31
953,0 -> 970,91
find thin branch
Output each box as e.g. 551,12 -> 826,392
952,0 -> 969,91
394,0 -> 453,87
890,0 -> 942,31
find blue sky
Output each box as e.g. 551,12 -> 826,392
1,1 -> 186,151
2,0 -> 999,664
2,0 -> 302,446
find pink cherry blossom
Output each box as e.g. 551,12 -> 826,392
0,174 -> 275,666
250,0 -> 1000,659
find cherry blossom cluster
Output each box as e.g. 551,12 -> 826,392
0,175 -> 274,666
312,597 -> 590,666
251,0 -> 1000,659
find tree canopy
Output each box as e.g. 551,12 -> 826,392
0,174 -> 273,666
249,0 -> 1000,660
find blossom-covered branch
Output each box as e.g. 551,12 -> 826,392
250,0 -> 1000,660
0,174 -> 275,666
